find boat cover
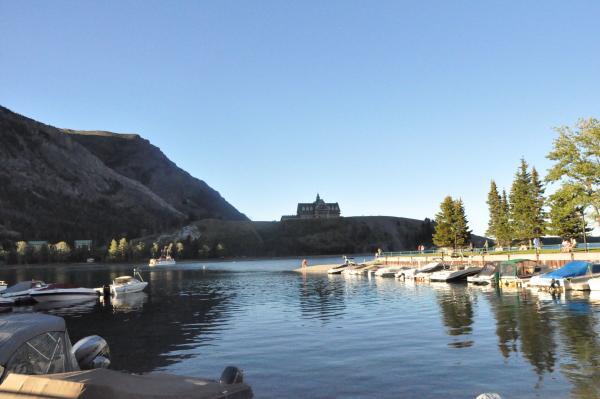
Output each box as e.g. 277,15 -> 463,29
544,261 -> 590,279
0,369 -> 253,399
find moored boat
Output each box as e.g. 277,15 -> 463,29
498,259 -> 547,289
29,284 -> 99,303
375,266 -> 406,278
1,280 -> 46,304
327,264 -> 349,274
149,256 -> 176,267
467,263 -> 499,285
429,264 -> 483,282
110,270 -> 148,295
529,261 -> 600,291
397,261 -> 445,281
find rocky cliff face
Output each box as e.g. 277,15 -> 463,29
65,129 -> 247,223
0,106 -> 246,241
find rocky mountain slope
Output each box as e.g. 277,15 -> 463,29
66,130 -> 247,223
0,106 -> 246,241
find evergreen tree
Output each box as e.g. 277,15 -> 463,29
496,190 -> 513,247
108,239 -> 119,261
510,158 -> 533,244
433,196 -> 456,248
452,198 -> 472,248
530,167 -> 546,237
486,180 -> 501,239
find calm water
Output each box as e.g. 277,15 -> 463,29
3,258 -> 600,398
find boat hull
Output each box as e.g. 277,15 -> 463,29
30,289 -> 99,303
112,282 -> 148,295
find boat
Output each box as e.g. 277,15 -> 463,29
498,259 -> 547,289
467,263 -> 499,285
1,280 -> 46,304
0,297 -> 14,307
149,255 -> 176,267
589,278 -> 600,292
529,261 -> 600,291
0,312 -> 253,398
429,264 -> 483,282
342,263 -> 369,276
109,269 -> 148,295
0,281 -> 7,292
412,261 -> 445,281
29,283 -> 99,303
327,263 -> 351,274
375,266 -> 406,278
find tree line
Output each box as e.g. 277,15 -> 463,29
433,118 -> 600,249
0,237 -> 229,265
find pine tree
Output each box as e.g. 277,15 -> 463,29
486,180 -> 501,239
496,190 -> 513,247
433,196 -> 456,248
452,198 -> 472,248
510,158 -> 534,244
530,167 -> 546,237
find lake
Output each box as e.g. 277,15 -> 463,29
2,257 -> 600,398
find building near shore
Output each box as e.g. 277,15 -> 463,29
281,194 -> 341,221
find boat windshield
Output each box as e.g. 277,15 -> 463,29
479,264 -> 496,276
115,277 -> 133,284
499,260 -> 538,277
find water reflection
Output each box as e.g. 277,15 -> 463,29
298,275 -> 346,322
432,283 -> 475,348
101,292 -> 148,313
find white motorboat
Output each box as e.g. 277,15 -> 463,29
397,261 -> 445,281
29,284 -> 99,303
327,264 -> 349,274
529,261 -> 600,291
0,281 -> 7,292
149,256 -> 176,267
0,297 -> 14,307
1,280 -> 46,303
429,264 -> 482,282
110,270 -> 148,295
375,266 -> 406,278
342,263 -> 369,276
467,263 -> 498,285
589,277 -> 600,291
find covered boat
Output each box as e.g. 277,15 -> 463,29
467,263 -> 499,285
529,261 -> 600,291
29,284 -> 99,303
397,261 -> 445,281
498,259 -> 546,288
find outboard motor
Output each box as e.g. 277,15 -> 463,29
219,366 -> 244,385
102,284 -> 111,298
72,335 -> 111,370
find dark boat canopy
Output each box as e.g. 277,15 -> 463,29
0,313 -> 66,365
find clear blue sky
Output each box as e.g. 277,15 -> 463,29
2,1 -> 600,234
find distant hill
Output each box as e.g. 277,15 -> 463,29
153,216 -> 438,256
0,106 -> 246,241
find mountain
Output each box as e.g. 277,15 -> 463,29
0,106 -> 246,241
65,129 -> 247,223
